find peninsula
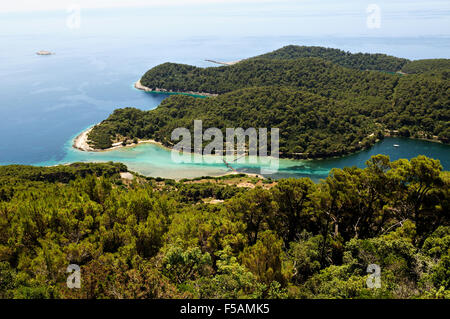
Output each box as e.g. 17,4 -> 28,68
80,45 -> 449,159
134,79 -> 218,97
73,124 -> 164,152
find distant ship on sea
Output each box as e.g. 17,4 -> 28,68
36,50 -> 53,55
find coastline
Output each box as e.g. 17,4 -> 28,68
72,126 -> 265,179
384,131 -> 443,145
66,127 -> 449,181
74,125 -> 379,160
134,79 -> 219,98
73,127 -> 95,152
74,123 -> 448,163
73,125 -> 166,153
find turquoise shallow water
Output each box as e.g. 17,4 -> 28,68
35,121 -> 450,181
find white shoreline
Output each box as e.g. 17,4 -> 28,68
73,125 -> 166,153
73,127 -> 95,152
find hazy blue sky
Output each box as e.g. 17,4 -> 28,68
1,0 -> 449,37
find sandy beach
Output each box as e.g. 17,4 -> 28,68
73,127 -> 95,152
134,79 -> 218,97
73,125 -> 165,153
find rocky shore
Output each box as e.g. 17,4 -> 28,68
73,125 -> 164,153
134,79 -> 218,97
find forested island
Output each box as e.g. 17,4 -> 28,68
0,155 -> 449,299
87,45 -> 449,158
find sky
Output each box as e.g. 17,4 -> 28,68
1,0 -> 449,14
1,0 -> 274,12
0,0 -> 449,38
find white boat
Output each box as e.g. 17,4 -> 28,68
393,144 -> 400,147
36,50 -> 53,56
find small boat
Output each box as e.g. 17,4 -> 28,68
393,144 -> 400,147
36,50 -> 53,56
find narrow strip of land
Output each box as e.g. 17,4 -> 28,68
205,59 -> 241,66
134,79 -> 218,97
73,125 -> 164,153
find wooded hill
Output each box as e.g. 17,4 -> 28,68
401,59 -> 450,74
89,87 -> 380,158
254,45 -> 410,72
0,156 -> 449,299
88,46 -> 449,156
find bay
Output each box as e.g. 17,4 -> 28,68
0,6 -> 449,179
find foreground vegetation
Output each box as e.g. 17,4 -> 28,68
0,156 -> 448,299
88,46 -> 449,153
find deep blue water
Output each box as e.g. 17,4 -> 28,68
0,6 -> 449,178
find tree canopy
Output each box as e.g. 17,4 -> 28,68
254,45 -> 409,72
90,46 -> 449,153
401,59 -> 450,74
0,156 -> 448,299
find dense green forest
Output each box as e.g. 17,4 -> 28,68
401,59 -> 450,74
140,57 -> 399,99
88,87 -> 381,158
250,46 -> 447,75
384,71 -> 450,141
88,46 -> 449,154
0,156 -> 448,299
254,45 -> 410,72
89,74 -> 449,156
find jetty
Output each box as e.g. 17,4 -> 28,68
205,59 -> 241,66
222,158 -> 237,172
